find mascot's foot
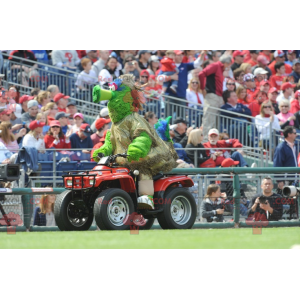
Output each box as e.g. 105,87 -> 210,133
137,195 -> 154,210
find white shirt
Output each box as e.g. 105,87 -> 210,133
255,115 -> 281,139
186,89 -> 203,108
75,70 -> 98,88
276,92 -> 292,104
46,212 -> 56,226
0,141 -> 12,162
22,134 -> 45,151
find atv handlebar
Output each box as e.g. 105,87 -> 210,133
98,152 -> 130,164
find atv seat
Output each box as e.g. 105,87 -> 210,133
153,173 -> 164,181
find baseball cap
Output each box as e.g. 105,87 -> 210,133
80,123 -> 92,135
243,73 -> 255,82
27,100 -> 39,109
50,120 -> 61,127
288,50 -> 296,54
281,82 -> 296,91
294,90 -> 300,98
254,67 -> 268,76
274,50 -> 285,58
8,103 -> 22,118
173,117 -> 188,125
149,75 -> 156,81
140,70 -> 150,77
66,100 -> 77,107
221,158 -> 239,168
174,50 -> 184,55
259,80 -> 270,86
53,93 -> 70,102
257,55 -> 269,66
95,118 -> 111,130
269,87 -> 279,94
73,113 -> 84,120
19,95 -> 33,104
232,50 -> 243,58
138,50 -> 150,57
150,55 -> 160,62
293,59 -> 300,66
55,112 -> 70,120
208,128 -> 219,136
29,120 -> 45,131
0,109 -> 12,116
100,107 -> 109,118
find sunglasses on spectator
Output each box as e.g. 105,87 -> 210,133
52,126 -> 60,128
263,106 -> 271,109
246,79 -> 255,82
280,105 -> 289,108
291,132 -> 297,134
227,83 -> 235,85
141,76 -> 148,78
192,82 -> 199,84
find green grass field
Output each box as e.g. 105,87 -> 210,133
0,227 -> 299,248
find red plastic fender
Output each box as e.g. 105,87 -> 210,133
153,175 -> 194,192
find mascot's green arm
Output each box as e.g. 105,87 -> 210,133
93,86 -> 113,103
127,131 -> 152,162
92,131 -> 113,162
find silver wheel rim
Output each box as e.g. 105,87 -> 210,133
107,197 -> 129,227
67,200 -> 89,227
170,196 -> 192,225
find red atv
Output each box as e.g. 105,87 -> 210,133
54,153 -> 197,231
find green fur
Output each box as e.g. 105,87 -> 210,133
165,116 -> 172,142
93,86 -> 112,103
92,131 -> 113,162
127,131 -> 152,162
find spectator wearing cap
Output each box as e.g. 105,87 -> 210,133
90,107 -> 110,132
139,70 -> 150,85
259,50 -> 272,62
0,109 -> 12,123
255,101 -> 281,150
171,117 -> 194,148
90,118 -> 111,146
138,50 -> 151,70
19,95 -> 32,113
268,50 -> 293,76
66,101 -> 78,119
290,59 -> 300,84
290,90 -> 300,114
77,50 -> 98,72
254,68 -> 268,87
259,80 -> 271,94
231,51 -> 244,72
144,75 -> 162,99
92,50 -> 110,78
220,90 -> 251,145
243,73 -> 258,102
198,54 -> 231,140
70,123 -> 93,153
37,91 -> 51,109
21,100 -> 39,127
276,82 -> 295,104
44,120 -> 71,150
268,87 -> 280,114
203,128 -> 248,167
22,120 -> 45,151
245,50 -> 260,67
269,62 -> 286,90
46,85 -> 60,101
158,50 -> 204,114
249,90 -> 268,117
53,93 -> 70,113
72,113 -> 84,133
286,50 -> 297,67
277,99 -> 299,130
252,55 -> 272,79
55,112 -> 71,135
8,103 -> 23,131
41,102 -> 59,124
75,58 -> 98,91
98,56 -> 123,87
147,55 -> 160,76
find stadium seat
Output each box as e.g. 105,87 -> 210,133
56,161 -> 78,177
77,162 -> 97,171
39,161 -> 55,186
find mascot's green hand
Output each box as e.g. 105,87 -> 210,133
127,132 -> 152,162
92,131 -> 113,162
93,85 -> 101,103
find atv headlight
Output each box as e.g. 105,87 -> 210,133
89,179 -> 94,185
66,180 -> 72,186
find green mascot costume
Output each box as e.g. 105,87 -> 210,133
92,74 -> 178,210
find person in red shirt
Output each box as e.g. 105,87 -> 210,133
259,80 -> 271,94
90,118 -> 111,146
268,50 -> 293,75
53,93 -> 70,112
202,128 -> 248,167
269,62 -> 286,90
44,120 -> 71,150
245,50 -> 259,67
290,90 -> 300,114
91,129 -> 108,161
248,90 -> 268,117
236,85 -> 253,107
161,50 -> 178,94
268,87 -> 280,114
259,51 -> 272,62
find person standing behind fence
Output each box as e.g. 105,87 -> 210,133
33,194 -> 56,226
198,55 -> 232,141
200,184 -> 231,222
